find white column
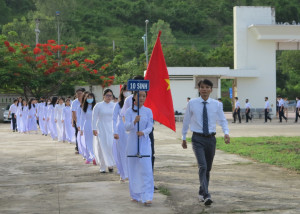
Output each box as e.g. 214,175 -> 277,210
217,78 -> 221,98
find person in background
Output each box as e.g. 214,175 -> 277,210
245,99 -> 252,123
113,84 -> 129,182
62,98 -> 75,143
19,99 -> 29,133
80,92 -> 96,165
37,97 -> 46,135
264,97 -> 272,123
8,99 -> 18,132
16,97 -> 23,132
71,88 -> 85,154
295,97 -> 300,123
284,97 -> 289,119
278,95 -> 287,123
27,98 -> 38,134
47,97 -> 58,140
92,88 -> 115,173
232,97 -> 241,123
55,97 -> 66,142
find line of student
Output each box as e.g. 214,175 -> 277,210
7,85 -> 154,205
229,96 -> 300,123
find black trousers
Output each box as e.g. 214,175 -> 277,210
245,109 -> 252,122
191,133 -> 216,199
296,109 -> 300,122
279,108 -> 287,122
149,127 -> 155,170
73,121 -> 78,151
11,113 -> 17,131
233,108 -> 241,123
265,109 -> 272,122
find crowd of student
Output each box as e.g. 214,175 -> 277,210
7,83 -> 154,205
228,96 -> 300,123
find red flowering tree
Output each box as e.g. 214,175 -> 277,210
0,35 -> 115,99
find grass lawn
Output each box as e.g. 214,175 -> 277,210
187,136 -> 300,172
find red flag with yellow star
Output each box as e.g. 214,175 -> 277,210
144,31 -> 176,131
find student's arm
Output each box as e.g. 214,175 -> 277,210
112,104 -> 119,139
139,109 -> 153,136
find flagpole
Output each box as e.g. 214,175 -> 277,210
145,20 -> 149,68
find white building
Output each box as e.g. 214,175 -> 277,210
168,6 -> 300,114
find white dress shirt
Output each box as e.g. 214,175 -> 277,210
265,100 -> 270,109
182,97 -> 229,140
245,102 -> 251,109
279,98 -> 285,107
296,100 -> 300,108
235,100 -> 240,109
9,104 -> 17,114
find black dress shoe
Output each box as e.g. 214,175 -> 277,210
204,198 -> 213,206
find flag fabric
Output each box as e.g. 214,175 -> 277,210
144,31 -> 176,132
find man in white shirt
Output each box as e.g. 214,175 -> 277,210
245,99 -> 252,123
295,97 -> 300,123
71,88 -> 85,154
278,95 -> 287,123
264,97 -> 272,123
182,79 -> 230,206
233,97 -> 241,123
8,99 -> 18,132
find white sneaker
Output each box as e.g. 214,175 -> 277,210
198,195 -> 204,202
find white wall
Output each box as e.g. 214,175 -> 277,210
169,79 -> 218,113
234,6 -> 277,112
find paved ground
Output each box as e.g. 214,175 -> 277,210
0,118 -> 300,214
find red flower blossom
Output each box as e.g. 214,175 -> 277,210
93,69 -> 98,74
65,68 -> 70,73
33,47 -> 41,55
4,41 -> 10,47
42,60 -> 48,65
62,50 -> 67,55
108,76 -> 115,80
8,46 -> 16,52
72,60 -> 80,67
100,76 -> 105,79
36,43 -> 42,47
101,66 -> 106,70
47,40 -> 56,44
84,59 -> 95,64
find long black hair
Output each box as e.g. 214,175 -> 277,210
21,99 -> 27,111
82,92 -> 96,113
50,97 -> 58,107
118,84 -> 127,108
17,97 -> 22,106
131,91 -> 147,113
28,98 -> 35,110
81,91 -> 89,108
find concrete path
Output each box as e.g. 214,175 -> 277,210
0,124 -> 172,214
0,120 -> 300,214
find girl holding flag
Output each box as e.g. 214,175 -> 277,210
124,90 -> 154,205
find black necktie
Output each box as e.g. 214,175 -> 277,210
203,101 -> 209,135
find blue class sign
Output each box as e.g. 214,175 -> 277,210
127,80 -> 150,91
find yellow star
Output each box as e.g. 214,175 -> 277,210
165,79 -> 170,90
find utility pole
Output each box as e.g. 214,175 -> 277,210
56,11 -> 61,59
35,19 -> 40,45
145,19 -> 149,68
